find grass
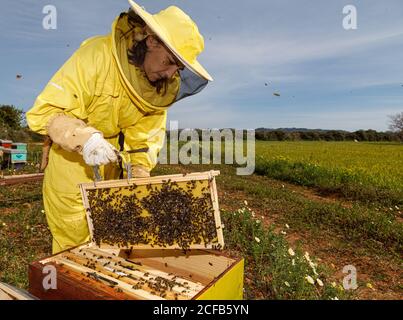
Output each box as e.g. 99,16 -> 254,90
156,163 -> 402,299
1,140 -> 402,299
0,181 -> 51,288
213,164 -> 402,255
254,141 -> 403,206
222,207 -> 348,300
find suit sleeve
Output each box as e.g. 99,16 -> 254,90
26,41 -> 101,135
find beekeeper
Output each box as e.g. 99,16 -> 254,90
26,0 -> 212,254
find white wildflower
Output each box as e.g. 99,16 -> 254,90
244,200 -> 248,206
281,231 -> 287,235
284,281 -> 290,287
41,210 -> 45,213
255,220 -> 261,224
288,248 -> 295,256
309,261 -> 318,275
305,275 -> 315,285
292,259 -> 295,266
316,278 -> 324,287
285,224 -> 290,229
254,237 -> 261,243
331,297 -> 339,300
304,252 -> 311,262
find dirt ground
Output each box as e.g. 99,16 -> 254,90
159,164 -> 402,300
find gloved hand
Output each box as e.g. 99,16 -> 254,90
83,133 -> 118,166
46,114 -> 117,166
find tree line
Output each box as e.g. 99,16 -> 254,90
254,128 -> 402,142
0,105 -> 42,142
1,104 -> 402,143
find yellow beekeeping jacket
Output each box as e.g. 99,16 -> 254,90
26,13 -> 180,253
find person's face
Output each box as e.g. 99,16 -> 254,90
143,36 -> 184,83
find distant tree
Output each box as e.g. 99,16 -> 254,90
365,129 -> 378,141
354,130 -> 368,141
388,112 -> 403,132
274,130 -> 286,141
0,105 -> 24,130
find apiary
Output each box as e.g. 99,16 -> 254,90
28,170 -> 244,300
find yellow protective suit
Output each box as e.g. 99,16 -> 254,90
26,14 -> 181,253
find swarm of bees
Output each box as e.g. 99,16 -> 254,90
87,185 -> 148,247
86,179 -> 218,251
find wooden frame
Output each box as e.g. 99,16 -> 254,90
79,170 -> 224,250
29,243 -> 244,300
0,282 -> 34,300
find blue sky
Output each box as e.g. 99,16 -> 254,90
1,0 -> 402,131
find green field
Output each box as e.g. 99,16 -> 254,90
1,141 -> 402,299
255,141 -> 403,206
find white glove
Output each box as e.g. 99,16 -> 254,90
83,133 -> 118,166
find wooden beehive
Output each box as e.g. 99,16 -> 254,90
29,245 -> 244,300
28,170 -> 244,300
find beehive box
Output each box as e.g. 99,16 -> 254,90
0,139 -> 12,149
2,148 -> 27,164
28,170 -> 244,300
11,142 -> 27,151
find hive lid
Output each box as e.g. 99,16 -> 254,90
79,170 -> 224,251
2,149 -> 27,154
